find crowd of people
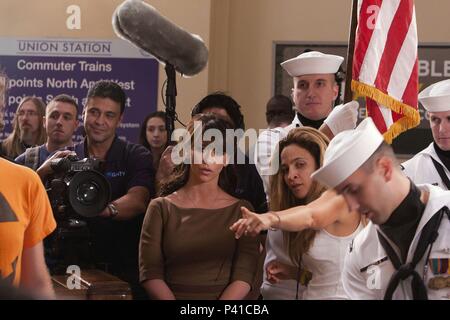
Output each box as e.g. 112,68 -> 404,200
0,49 -> 448,301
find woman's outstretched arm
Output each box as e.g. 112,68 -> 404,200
230,189 -> 349,238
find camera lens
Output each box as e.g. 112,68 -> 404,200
76,182 -> 99,205
68,170 -> 111,217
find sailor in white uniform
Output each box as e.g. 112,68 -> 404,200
254,51 -> 359,195
402,79 -> 450,190
311,118 -> 450,300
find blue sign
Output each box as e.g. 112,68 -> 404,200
0,37 -> 159,143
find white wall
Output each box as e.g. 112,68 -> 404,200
0,0 -> 212,127
1,0 -> 449,131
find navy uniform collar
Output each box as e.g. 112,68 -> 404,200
433,142 -> 450,171
296,112 -> 326,130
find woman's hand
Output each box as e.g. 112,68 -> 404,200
229,207 -> 277,239
266,260 -> 297,284
266,260 -> 296,284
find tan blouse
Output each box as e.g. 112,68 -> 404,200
139,197 -> 260,300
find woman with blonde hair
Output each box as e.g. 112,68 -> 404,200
232,127 -> 364,300
1,96 -> 46,159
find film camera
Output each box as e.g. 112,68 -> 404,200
46,156 -> 132,300
46,155 -> 111,273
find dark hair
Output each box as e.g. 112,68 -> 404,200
139,111 -> 167,149
265,94 -> 295,126
270,127 -> 329,266
334,66 -> 345,106
48,94 -> 79,117
361,141 -> 397,173
159,113 -> 236,197
86,81 -> 126,114
191,92 -> 245,130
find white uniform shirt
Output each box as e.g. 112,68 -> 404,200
261,222 -> 364,300
342,184 -> 450,300
402,143 -> 450,190
302,222 -> 365,300
254,115 -> 303,197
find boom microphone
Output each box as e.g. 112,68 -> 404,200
113,0 -> 208,77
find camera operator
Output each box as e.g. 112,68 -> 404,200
74,80 -> 155,298
15,94 -> 79,180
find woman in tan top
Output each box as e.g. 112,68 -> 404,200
139,114 -> 260,300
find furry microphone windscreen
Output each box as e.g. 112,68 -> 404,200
113,0 -> 209,77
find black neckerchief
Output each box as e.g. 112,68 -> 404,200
380,181 -> 425,263
296,113 -> 326,130
433,142 -> 450,171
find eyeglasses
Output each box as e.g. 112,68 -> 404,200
18,110 -> 39,117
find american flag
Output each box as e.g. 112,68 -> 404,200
352,0 -> 421,143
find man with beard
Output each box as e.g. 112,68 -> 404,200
0,96 -> 46,159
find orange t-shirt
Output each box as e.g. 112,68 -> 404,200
0,158 -> 56,286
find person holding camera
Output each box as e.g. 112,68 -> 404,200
73,80 -> 155,298
15,94 -> 79,179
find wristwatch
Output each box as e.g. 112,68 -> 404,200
107,203 -> 119,218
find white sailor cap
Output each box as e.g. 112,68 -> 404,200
419,79 -> 450,112
311,117 -> 384,189
281,51 -> 344,77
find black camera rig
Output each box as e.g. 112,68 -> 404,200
46,155 -> 111,274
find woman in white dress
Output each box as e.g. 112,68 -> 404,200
232,127 -> 364,299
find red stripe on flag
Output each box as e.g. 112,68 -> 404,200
374,0 -> 413,92
366,99 -> 388,133
392,58 -> 418,122
402,58 -> 419,108
352,0 -> 419,142
353,0 -> 382,80
392,109 -> 402,123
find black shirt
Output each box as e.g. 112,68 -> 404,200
233,157 -> 268,213
74,136 -> 155,280
296,113 -> 326,130
380,181 -> 425,263
434,142 -> 450,171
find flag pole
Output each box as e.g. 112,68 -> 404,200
344,0 -> 359,103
